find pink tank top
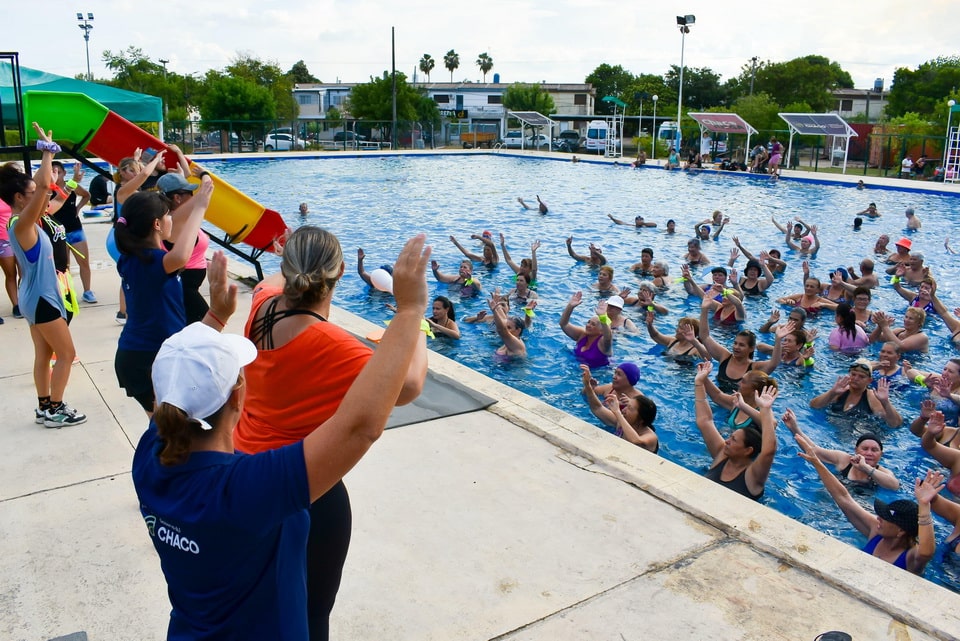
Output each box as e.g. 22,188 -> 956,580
0,200 -> 11,242
185,229 -> 209,270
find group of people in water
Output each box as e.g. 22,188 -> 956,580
410,194 -> 960,583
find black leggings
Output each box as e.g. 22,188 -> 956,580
180,268 -> 209,324
307,480 -> 352,641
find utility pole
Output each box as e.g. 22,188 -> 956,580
749,56 -> 758,96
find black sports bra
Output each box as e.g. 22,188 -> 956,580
249,295 -> 326,349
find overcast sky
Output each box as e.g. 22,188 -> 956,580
6,1 -> 957,94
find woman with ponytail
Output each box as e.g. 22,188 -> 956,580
113,174 -> 219,414
235,225 -> 428,641
0,123 -> 85,427
132,233 -> 432,640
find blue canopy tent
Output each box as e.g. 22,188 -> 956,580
0,60 -> 162,124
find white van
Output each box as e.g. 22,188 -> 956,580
585,120 -> 614,151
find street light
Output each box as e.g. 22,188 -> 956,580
76,12 -> 94,81
651,95 -> 658,158
675,14 -> 695,153
945,99 -> 957,171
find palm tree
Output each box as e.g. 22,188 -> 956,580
476,53 -> 494,83
418,54 -> 435,83
444,49 -> 460,82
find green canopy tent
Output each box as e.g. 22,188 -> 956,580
0,61 -> 162,123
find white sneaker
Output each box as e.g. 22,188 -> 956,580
43,403 -> 88,428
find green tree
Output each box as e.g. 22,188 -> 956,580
347,71 -> 423,124
226,53 -> 298,120
102,47 -> 200,122
443,50 -> 460,81
502,83 -> 556,127
728,92 -> 782,133
476,53 -> 494,82
886,57 -> 960,126
665,65 -> 727,109
286,60 -> 319,84
415,94 -> 441,129
201,73 -> 276,122
585,64 -> 635,114
746,55 -> 853,112
419,54 -> 435,82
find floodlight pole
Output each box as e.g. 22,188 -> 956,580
651,95 -> 658,158
77,12 -> 95,81
675,15 -> 695,153
749,56 -> 758,96
944,99 -> 956,170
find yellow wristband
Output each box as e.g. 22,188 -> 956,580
891,276 -> 901,284
803,357 -> 815,366
598,314 -> 611,325
524,307 -> 535,317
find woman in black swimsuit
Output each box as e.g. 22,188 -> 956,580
809,360 -> 903,428
698,297 -> 786,393
693,362 -> 779,501
782,415 -> 899,490
643,313 -> 708,362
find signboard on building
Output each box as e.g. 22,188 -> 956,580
439,109 -> 468,119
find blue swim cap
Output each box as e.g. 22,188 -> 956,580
617,362 -> 641,386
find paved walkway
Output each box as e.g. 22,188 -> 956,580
2,164 -> 959,641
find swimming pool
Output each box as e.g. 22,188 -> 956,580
203,154 -> 960,589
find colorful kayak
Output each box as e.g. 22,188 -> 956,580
22,90 -> 288,251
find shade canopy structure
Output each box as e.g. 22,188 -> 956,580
779,112 -> 858,174
688,112 -> 758,161
506,110 -> 557,151
0,61 -> 162,123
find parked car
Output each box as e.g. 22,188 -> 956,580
501,131 -> 524,148
333,131 -> 367,142
526,134 -> 551,149
555,130 -> 583,152
263,132 -> 305,151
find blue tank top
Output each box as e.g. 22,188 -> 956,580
862,535 -> 908,570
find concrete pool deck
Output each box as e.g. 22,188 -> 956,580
2,158 -> 959,640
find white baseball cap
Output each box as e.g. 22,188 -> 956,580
152,323 -> 257,429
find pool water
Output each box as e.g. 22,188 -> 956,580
204,155 -> 960,589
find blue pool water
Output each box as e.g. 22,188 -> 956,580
204,154 -> 960,589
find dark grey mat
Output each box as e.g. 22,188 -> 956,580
48,634 -> 87,641
385,369 -> 496,429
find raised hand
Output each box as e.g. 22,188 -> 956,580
392,234 -> 430,313
876,374 -> 891,402
531,240 -> 541,252
679,322 -> 696,342
915,470 -> 946,505
920,398 -> 936,418
755,385 -> 779,408
567,290 -> 583,307
781,408 -> 800,433
357,248 -> 365,261
730,247 -> 740,262
927,411 -> 947,437
595,299 -> 608,316
695,360 -> 713,383
775,320 -> 797,339
831,375 -> 851,395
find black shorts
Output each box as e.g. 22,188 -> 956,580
115,349 -> 157,412
34,297 -> 73,326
